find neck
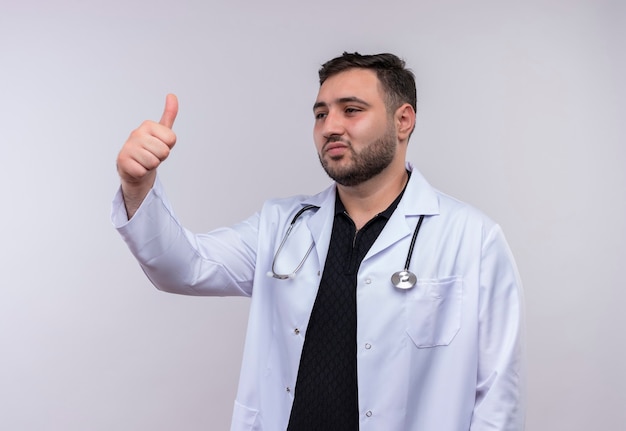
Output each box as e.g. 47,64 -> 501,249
337,163 -> 409,230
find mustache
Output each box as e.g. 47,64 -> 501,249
323,135 -> 351,151
326,135 -> 347,144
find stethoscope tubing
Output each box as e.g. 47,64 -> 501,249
402,214 -> 425,272
269,204 -> 320,280
269,205 -> 426,289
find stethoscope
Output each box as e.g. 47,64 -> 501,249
267,204 -> 320,280
268,205 -> 426,290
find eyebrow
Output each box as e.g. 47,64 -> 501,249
313,96 -> 371,111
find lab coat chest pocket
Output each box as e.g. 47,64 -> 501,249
406,276 -> 463,348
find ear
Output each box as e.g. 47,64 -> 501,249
394,103 -> 416,143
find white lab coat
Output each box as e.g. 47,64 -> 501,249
112,164 -> 525,431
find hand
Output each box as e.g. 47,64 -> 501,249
116,94 -> 178,218
117,94 -> 178,184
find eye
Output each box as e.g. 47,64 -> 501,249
314,111 -> 327,120
345,107 -> 362,115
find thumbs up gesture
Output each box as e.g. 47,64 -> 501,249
117,94 -> 178,218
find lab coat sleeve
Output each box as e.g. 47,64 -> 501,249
112,177 -> 259,297
471,224 -> 526,430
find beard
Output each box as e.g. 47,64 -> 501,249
318,123 -> 396,187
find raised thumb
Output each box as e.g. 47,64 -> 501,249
159,93 -> 178,129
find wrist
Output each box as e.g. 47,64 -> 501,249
120,172 -> 156,219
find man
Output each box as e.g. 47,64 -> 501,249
113,52 -> 525,430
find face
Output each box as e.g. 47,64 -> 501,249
313,68 -> 398,187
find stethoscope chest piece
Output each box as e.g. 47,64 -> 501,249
390,214 -> 425,290
391,270 -> 417,290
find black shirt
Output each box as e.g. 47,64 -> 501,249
287,185 -> 406,431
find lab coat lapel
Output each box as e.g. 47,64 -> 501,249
366,165 -> 440,260
298,165 -> 440,266
301,185 -> 336,270
366,209 -> 413,259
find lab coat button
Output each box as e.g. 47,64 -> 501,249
286,387 -> 291,393
294,328 -> 300,335
365,278 -> 372,284
365,343 -> 372,350
366,410 -> 373,417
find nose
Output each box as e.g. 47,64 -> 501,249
320,109 -> 345,139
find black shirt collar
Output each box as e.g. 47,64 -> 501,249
333,170 -> 411,219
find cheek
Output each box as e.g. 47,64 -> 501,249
347,127 -> 375,148
351,115 -> 387,138
313,127 -> 325,152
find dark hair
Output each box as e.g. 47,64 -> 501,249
318,52 -> 417,113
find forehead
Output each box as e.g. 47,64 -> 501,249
315,68 -> 384,105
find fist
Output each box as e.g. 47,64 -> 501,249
117,94 -> 179,185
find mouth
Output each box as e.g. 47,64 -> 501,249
323,141 -> 349,157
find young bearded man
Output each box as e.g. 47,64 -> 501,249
113,52 -> 525,431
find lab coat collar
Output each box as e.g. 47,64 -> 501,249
299,162 -> 440,263
368,162 -> 440,260
397,162 -> 440,217
300,162 -> 440,217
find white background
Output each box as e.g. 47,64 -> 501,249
1,0 -> 624,429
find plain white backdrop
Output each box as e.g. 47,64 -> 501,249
1,0 -> 624,429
